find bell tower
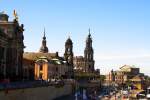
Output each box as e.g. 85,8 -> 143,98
39,28 -> 49,53
84,29 -> 95,72
64,35 -> 74,78
64,36 -> 73,65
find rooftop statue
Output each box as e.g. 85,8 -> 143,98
13,10 -> 18,21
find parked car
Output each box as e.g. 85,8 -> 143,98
136,90 -> 146,99
147,86 -> 150,99
122,90 -> 129,99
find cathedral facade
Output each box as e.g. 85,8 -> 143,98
0,12 -> 24,81
73,29 -> 95,73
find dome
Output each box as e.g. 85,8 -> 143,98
0,12 -> 9,21
66,37 -> 73,44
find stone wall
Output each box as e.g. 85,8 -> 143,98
0,85 -> 72,100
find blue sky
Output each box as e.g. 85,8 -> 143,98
0,0 -> 150,75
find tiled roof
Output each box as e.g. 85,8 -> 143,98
23,58 -> 34,65
120,65 -> 137,70
23,52 -> 57,61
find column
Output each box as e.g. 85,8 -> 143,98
3,47 -> 7,78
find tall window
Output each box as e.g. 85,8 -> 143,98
39,73 -> 42,79
40,65 -> 43,70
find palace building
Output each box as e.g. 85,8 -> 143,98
105,65 -> 147,90
0,11 -> 24,81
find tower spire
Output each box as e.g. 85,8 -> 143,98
39,28 -> 48,53
43,28 -> 46,40
68,32 -> 71,39
88,28 -> 91,37
89,28 -> 90,34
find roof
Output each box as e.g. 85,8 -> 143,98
74,56 -> 84,60
51,58 -> 66,65
23,52 -> 57,61
130,75 -> 145,82
35,56 -> 49,62
35,56 -> 66,65
23,58 -> 34,65
120,65 -> 136,69
23,52 -> 67,65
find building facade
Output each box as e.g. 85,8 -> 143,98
23,31 -> 73,80
105,65 -> 146,90
106,65 -> 140,84
73,29 -> 95,73
34,57 -> 69,81
0,12 -> 24,81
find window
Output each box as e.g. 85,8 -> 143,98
56,67 -> 58,72
40,65 -> 43,70
39,73 -> 42,79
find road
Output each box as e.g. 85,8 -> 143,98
100,92 -> 131,100
54,95 -> 75,100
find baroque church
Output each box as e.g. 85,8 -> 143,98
0,11 -> 24,81
23,29 -> 95,81
23,29 -> 74,80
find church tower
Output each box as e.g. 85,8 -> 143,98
64,36 -> 74,78
39,29 -> 49,53
84,29 -> 95,72
64,36 -> 73,66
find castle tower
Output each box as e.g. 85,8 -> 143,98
84,29 -> 95,72
39,29 -> 49,53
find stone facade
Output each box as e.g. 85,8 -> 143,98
0,84 -> 72,100
23,52 -> 58,80
23,31 -> 73,80
105,65 -> 145,90
0,12 -> 24,81
73,29 -> 95,73
64,37 -> 74,77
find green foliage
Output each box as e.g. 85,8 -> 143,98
100,75 -> 106,82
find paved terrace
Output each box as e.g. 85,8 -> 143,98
0,81 -> 50,90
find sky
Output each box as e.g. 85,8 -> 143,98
0,0 -> 150,75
